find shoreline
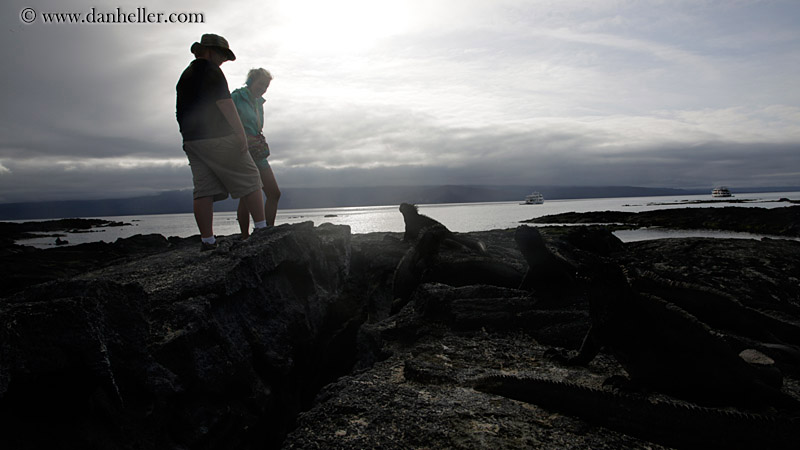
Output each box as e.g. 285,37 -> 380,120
4,203 -> 799,248
3,205 -> 799,300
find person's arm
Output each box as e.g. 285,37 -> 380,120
216,98 -> 248,152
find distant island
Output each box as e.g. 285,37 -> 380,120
1,184 -> 798,220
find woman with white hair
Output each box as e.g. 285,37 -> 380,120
232,68 -> 282,236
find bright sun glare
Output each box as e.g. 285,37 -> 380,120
277,0 -> 410,54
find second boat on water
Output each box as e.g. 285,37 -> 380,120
712,186 -> 732,197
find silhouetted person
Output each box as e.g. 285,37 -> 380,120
232,68 -> 281,236
176,34 -> 267,251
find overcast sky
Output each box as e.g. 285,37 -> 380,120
2,0 -> 799,203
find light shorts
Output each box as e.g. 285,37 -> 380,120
183,134 -> 263,201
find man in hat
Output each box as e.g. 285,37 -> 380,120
176,33 -> 268,250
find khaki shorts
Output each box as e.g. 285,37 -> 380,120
183,134 -> 263,201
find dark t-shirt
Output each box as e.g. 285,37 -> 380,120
176,59 -> 234,141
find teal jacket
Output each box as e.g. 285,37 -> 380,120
231,87 -> 265,136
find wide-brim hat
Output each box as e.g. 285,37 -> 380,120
190,33 -> 236,61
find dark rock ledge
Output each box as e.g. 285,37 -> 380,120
523,205 -> 800,237
0,218 -> 129,248
1,212 -> 800,449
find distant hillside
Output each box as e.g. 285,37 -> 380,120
1,185 -> 797,220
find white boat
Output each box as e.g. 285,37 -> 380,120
521,192 -> 544,204
712,186 -> 732,197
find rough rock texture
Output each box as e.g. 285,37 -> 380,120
285,226 -> 800,449
286,326 -> 671,449
1,222 -> 356,449
2,209 -> 800,449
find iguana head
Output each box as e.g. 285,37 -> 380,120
399,203 -> 418,216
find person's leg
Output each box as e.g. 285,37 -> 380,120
193,196 -> 214,239
242,189 -> 266,224
237,198 -> 250,237
212,135 -> 265,229
184,141 -> 226,241
261,165 -> 281,227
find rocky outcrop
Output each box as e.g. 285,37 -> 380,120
286,226 -> 800,449
1,222 -> 358,449
2,212 -> 800,449
0,231 -> 174,297
523,205 -> 800,237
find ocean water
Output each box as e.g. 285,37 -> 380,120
14,191 -> 800,248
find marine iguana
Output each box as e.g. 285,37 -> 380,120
627,269 -> 800,375
629,269 -> 800,348
392,206 -> 523,311
472,375 -> 800,450
513,225 -> 576,293
391,223 -> 449,313
399,203 -> 486,254
546,263 -> 800,409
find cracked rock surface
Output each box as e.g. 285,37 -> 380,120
1,211 -> 799,449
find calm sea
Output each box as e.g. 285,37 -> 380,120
15,191 -> 800,248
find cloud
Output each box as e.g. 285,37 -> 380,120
1,0 -> 799,204
0,156 -> 192,203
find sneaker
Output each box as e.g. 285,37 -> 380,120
200,241 -> 219,252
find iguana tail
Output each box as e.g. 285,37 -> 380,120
472,375 -> 800,450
